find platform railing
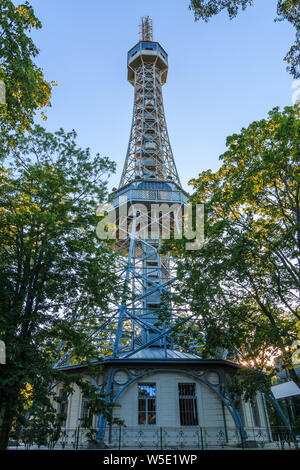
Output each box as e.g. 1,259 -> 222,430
8,425 -> 299,450
112,189 -> 188,207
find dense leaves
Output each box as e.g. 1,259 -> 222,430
0,0 -> 53,138
0,125 -> 121,449
189,0 -> 300,78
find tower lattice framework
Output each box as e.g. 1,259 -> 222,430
108,17 -> 194,358
50,19 -> 292,445
120,48 -> 181,187
53,16 -> 195,372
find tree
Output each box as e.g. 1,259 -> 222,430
189,0 -> 300,78
0,0 -> 53,140
162,104 -> 300,396
0,125 -> 121,450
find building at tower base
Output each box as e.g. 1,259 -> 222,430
52,353 -> 272,450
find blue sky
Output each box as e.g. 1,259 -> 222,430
28,0 -> 295,193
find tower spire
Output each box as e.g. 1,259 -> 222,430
139,16 -> 153,41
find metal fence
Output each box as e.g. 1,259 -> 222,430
112,188 -> 188,207
8,426 -> 299,450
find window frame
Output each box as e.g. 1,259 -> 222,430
138,383 -> 157,426
178,383 -> 199,426
80,397 -> 93,428
251,395 -> 261,428
57,389 -> 68,428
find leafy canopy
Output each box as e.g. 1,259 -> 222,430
0,0 -> 54,138
0,125 -> 121,449
162,104 -> 300,394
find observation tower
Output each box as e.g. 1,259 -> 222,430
109,16 -> 189,357
51,18 -> 276,450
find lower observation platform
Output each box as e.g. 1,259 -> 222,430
112,180 -> 189,207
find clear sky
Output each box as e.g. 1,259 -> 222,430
27,0 -> 296,193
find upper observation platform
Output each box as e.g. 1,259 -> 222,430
127,41 -> 169,85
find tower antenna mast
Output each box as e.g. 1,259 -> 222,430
139,16 -> 153,41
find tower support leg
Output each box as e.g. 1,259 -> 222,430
96,369 -> 114,443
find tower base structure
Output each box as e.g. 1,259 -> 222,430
51,355 -> 275,450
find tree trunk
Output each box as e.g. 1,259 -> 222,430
0,394 -> 19,450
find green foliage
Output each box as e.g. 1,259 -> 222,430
0,0 -> 54,139
189,0 -> 300,78
20,375 -> 123,448
162,104 -> 300,395
0,125 -> 121,449
228,368 -> 273,404
189,0 -> 253,20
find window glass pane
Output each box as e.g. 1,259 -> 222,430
148,413 -> 156,424
251,398 -> 261,427
81,398 -> 93,427
179,383 -> 196,397
138,383 -> 156,425
148,398 -> 156,412
138,383 -> 156,397
57,390 -> 68,427
142,42 -> 157,50
178,383 -> 198,426
128,44 -> 141,58
138,412 -> 146,425
138,398 -> 146,412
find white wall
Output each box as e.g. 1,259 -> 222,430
113,370 -> 231,428
54,369 -> 269,431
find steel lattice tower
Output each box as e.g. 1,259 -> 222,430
120,18 -> 181,188
51,19 -> 290,445
53,17 -> 192,371
109,16 -> 191,358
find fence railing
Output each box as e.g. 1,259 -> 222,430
112,189 -> 188,207
8,425 -> 299,450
